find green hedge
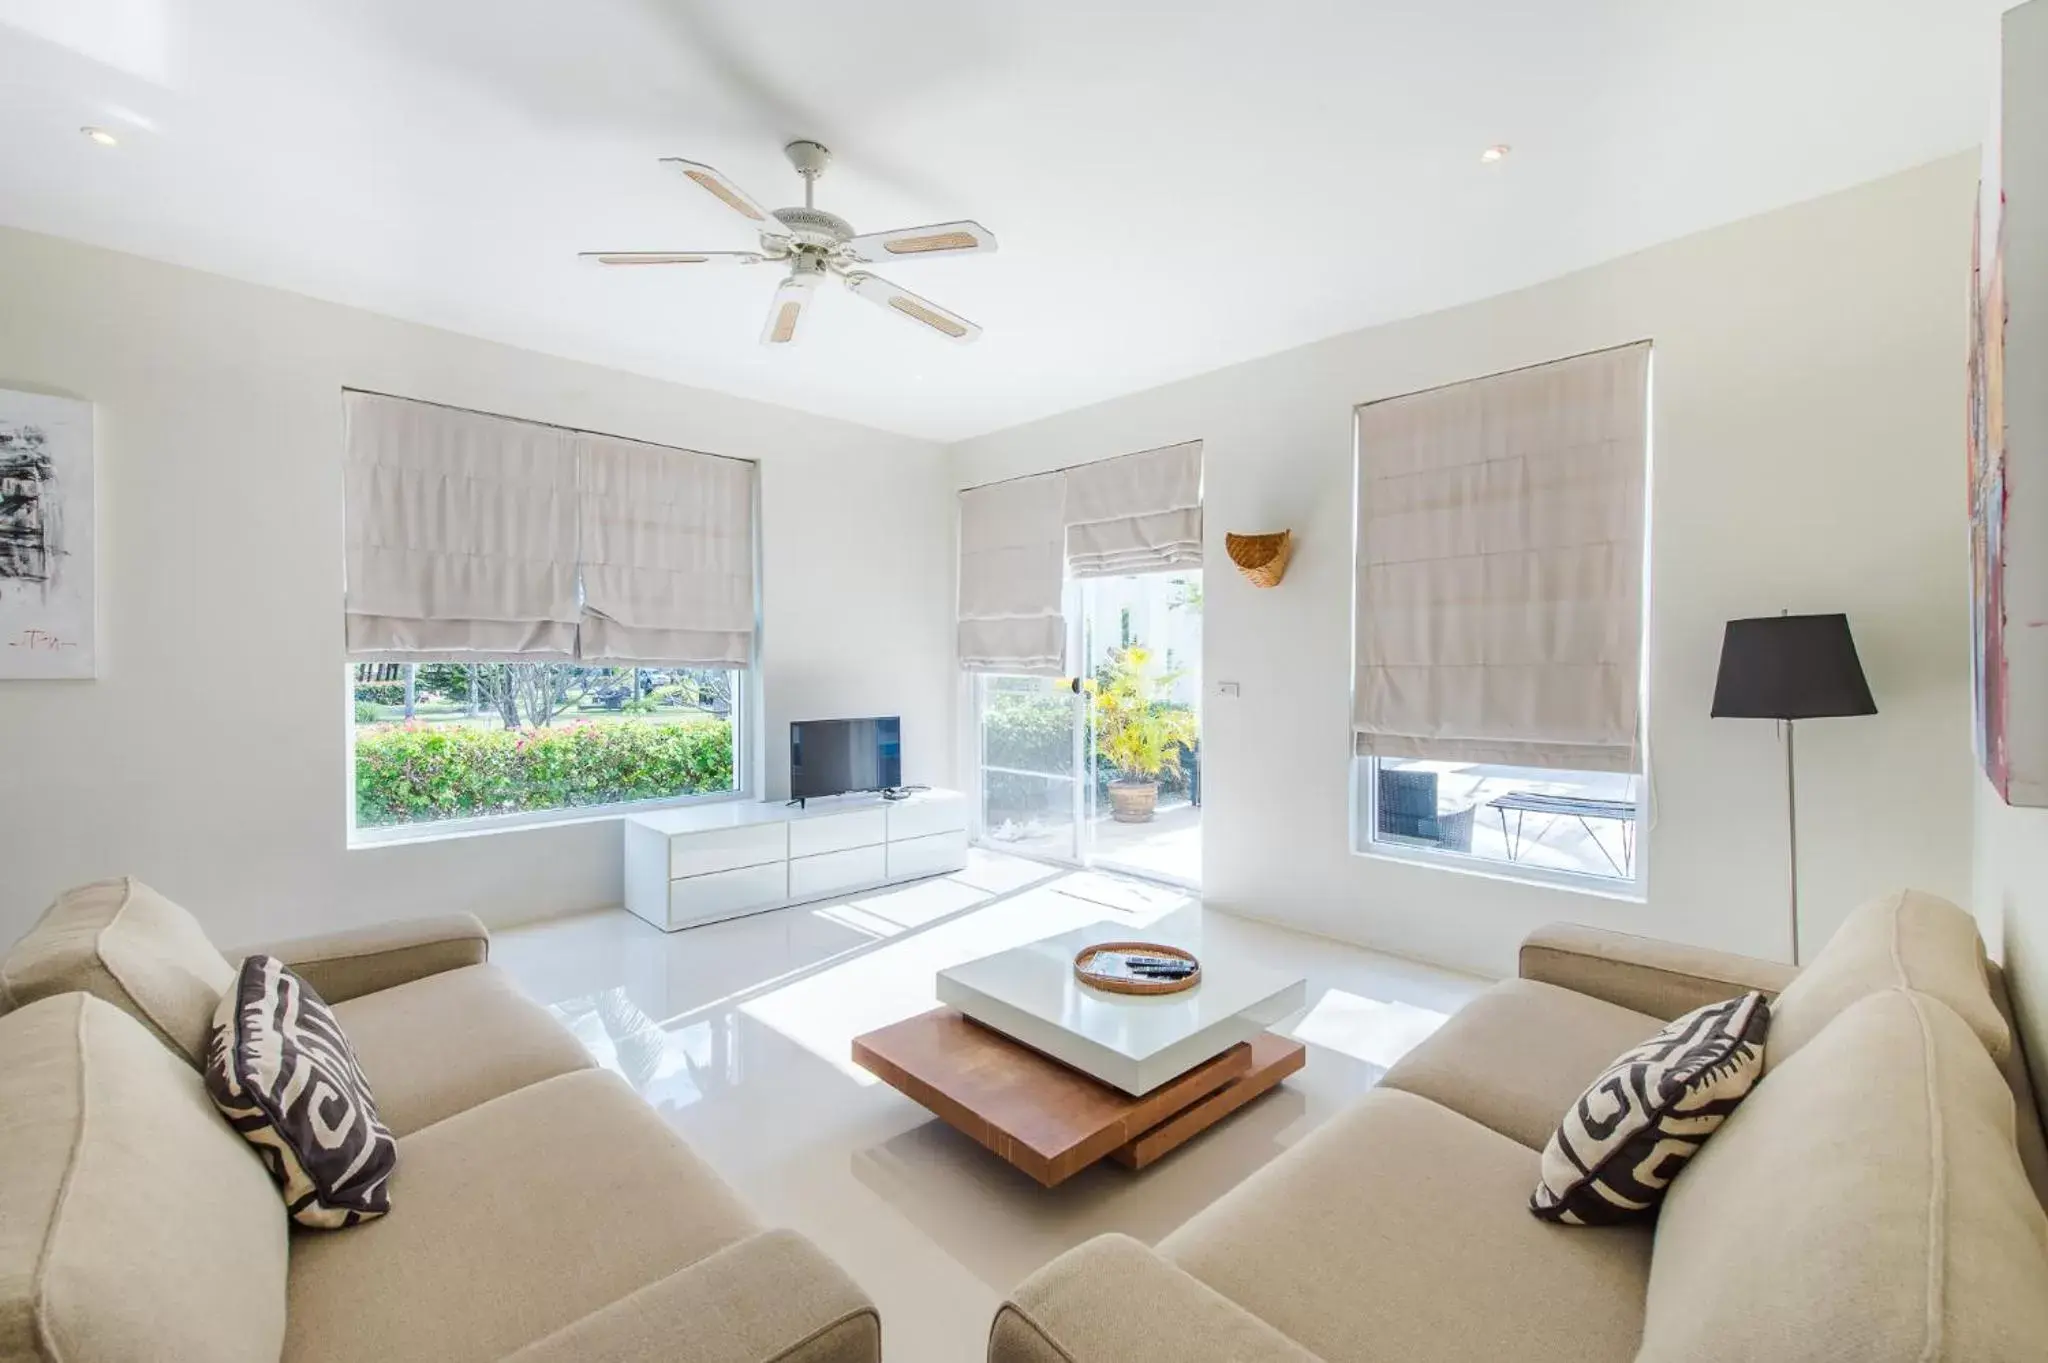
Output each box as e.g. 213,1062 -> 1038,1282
353,681 -> 406,706
355,718 -> 733,827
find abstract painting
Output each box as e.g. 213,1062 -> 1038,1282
0,389 -> 95,679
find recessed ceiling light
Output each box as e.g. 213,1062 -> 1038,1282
81,126 -> 119,147
1480,144 -> 1511,164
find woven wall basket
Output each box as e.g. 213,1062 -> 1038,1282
1225,530 -> 1293,589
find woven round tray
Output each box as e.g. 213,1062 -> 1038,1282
1073,941 -> 1202,996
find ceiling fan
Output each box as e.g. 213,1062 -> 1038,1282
582,139 -> 996,346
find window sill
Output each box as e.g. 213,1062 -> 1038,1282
1353,838 -> 1647,904
348,789 -> 751,850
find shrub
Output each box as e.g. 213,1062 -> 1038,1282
353,701 -> 382,724
353,681 -> 406,706
354,717 -> 734,827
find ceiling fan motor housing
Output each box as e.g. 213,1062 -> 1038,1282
767,206 -> 853,252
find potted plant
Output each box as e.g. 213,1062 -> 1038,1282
1090,645 -> 1199,823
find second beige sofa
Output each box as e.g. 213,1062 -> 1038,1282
992,890 -> 2048,1362
0,877 -> 879,1363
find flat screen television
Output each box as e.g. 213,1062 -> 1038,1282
789,716 -> 902,804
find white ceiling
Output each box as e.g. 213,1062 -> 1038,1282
0,0 -> 2010,442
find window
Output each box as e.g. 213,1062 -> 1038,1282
1359,758 -> 1640,885
1349,344 -> 1651,891
341,392 -> 759,840
350,662 -> 740,831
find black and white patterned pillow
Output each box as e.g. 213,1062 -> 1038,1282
1531,991 -> 1770,1225
205,955 -> 396,1229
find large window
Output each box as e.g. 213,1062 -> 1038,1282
1349,344 -> 1651,892
350,663 -> 740,832
342,392 -> 758,840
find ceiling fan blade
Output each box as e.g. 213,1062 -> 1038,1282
843,220 -> 997,263
841,271 -> 982,342
660,158 -> 793,239
761,274 -> 820,346
579,250 -> 769,266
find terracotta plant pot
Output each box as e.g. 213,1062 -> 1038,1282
1107,780 -> 1160,824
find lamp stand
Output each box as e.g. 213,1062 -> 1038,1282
1783,718 -> 1801,965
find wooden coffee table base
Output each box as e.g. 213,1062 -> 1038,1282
852,1008 -> 1306,1187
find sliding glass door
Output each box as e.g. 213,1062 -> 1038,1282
973,571 -> 1203,888
976,673 -> 1084,865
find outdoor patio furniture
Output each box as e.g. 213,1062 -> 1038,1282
1487,790 -> 1638,876
1375,768 -> 1475,853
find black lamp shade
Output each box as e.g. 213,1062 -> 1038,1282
1711,614 -> 1877,720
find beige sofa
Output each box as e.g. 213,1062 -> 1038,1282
993,890 -> 2048,1362
0,878 -> 879,1363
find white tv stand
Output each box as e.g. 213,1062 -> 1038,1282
621,789 -> 969,932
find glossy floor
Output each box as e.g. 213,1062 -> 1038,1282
495,850 -> 1487,1363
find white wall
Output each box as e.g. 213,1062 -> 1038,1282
0,226 -> 954,947
951,156 -> 1980,978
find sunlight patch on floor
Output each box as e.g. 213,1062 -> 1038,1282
1283,988 -> 1451,1072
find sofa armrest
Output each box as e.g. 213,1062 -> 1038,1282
1520,923 -> 1798,1021
502,1229 -> 878,1363
227,913 -> 489,1003
991,1234 -> 1322,1363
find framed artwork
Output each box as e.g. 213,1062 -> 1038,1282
0,388 -> 96,679
1971,171 -> 2044,808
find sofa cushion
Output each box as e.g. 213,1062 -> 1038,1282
503,1230 -> 880,1363
1767,888 -> 2007,1069
207,956 -> 397,1228
1160,1088 -> 1653,1363
1639,989 -> 2048,1362
1533,991 -> 1770,1225
0,993 -> 288,1363
283,1068 -> 762,1363
995,1234 -> 1322,1363
1382,977 -> 1666,1149
0,877 -> 232,1066
328,962 -> 595,1136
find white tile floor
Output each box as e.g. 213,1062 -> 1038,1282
495,850 -> 1488,1363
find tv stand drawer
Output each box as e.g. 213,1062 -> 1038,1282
887,796 -> 969,842
788,808 -> 887,858
668,862 -> 788,929
667,822 -> 788,879
790,844 -> 887,900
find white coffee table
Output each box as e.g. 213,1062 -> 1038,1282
936,919 -> 1307,1095
852,918 -> 1309,1186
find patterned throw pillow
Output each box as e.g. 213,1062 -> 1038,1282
205,955 -> 396,1228
1531,991 -> 1770,1225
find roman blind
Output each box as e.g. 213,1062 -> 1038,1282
1352,342 -> 1651,772
1063,441 -> 1203,578
343,392 -> 582,659
577,434 -> 755,667
957,471 -> 1067,675
343,392 -> 757,667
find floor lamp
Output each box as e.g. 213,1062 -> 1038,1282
1710,613 -> 1877,964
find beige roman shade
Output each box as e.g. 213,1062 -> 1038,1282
577,434 -> 755,668
344,392 -> 759,668
344,392 -> 582,659
958,471 -> 1067,675
1064,441 -> 1204,578
1353,343 -> 1650,772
